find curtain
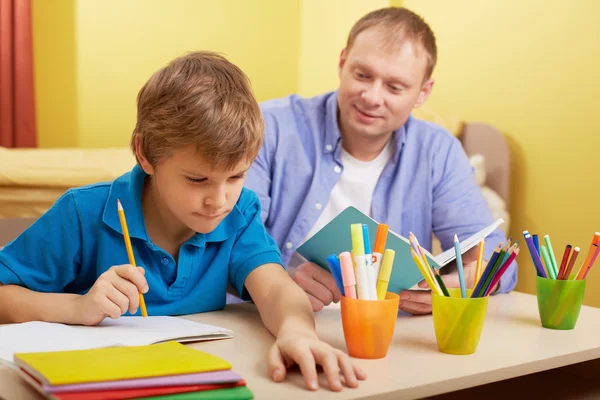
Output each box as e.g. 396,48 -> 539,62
0,0 -> 37,148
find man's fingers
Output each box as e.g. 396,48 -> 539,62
293,272 -> 334,307
304,263 -> 341,302
398,300 -> 432,315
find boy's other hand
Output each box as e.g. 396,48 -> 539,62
77,265 -> 148,325
289,262 -> 341,312
267,331 -> 366,391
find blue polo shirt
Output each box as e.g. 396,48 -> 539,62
0,165 -> 282,316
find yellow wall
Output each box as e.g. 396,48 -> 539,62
297,0 -> 388,97
33,0 -> 301,148
32,0 -> 78,147
403,0 -> 600,305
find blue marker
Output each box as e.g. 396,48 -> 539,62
362,224 -> 377,300
326,254 -> 345,296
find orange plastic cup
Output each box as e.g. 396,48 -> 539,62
340,292 -> 399,359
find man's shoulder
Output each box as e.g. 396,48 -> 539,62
405,114 -> 460,149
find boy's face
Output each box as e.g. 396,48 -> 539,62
337,27 -> 434,141
141,144 -> 249,235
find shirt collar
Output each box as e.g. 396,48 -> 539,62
103,165 -> 247,247
324,90 -> 407,161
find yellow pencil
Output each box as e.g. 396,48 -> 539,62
474,239 -> 485,286
410,249 -> 442,296
117,199 -> 148,317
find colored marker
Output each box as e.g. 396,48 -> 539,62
362,224 -> 377,300
376,249 -> 395,300
339,252 -> 356,299
350,224 -> 369,300
326,254 -> 345,296
544,235 -> 559,278
372,224 -> 389,281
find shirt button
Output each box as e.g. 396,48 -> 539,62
334,165 -> 342,174
325,144 -> 333,152
315,203 -> 322,210
161,258 -> 169,265
285,242 -> 293,249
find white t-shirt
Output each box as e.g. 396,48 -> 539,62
289,140 -> 393,268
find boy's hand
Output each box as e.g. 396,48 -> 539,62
267,331 -> 367,391
289,262 -> 341,312
77,265 -> 148,325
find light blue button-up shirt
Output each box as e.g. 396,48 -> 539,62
246,91 -> 516,293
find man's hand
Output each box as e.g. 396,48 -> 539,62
398,246 -> 487,315
289,262 -> 341,312
76,265 -> 148,325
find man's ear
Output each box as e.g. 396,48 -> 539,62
134,133 -> 155,175
338,48 -> 348,77
413,78 -> 435,109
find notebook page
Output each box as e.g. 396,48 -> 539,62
70,316 -> 233,346
433,218 -> 505,266
0,321 -> 119,363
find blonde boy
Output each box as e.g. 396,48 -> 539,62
0,52 -> 365,391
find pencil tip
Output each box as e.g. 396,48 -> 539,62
117,199 -> 123,210
454,234 -> 458,242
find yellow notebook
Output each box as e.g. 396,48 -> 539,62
14,341 -> 231,386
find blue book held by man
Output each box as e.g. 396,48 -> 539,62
296,206 -> 504,294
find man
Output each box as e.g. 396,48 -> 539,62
245,7 -> 516,314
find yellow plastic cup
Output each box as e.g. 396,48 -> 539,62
432,288 -> 488,355
340,292 -> 399,359
536,276 -> 586,330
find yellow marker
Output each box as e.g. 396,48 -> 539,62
117,199 -> 148,317
376,249 -> 395,300
350,224 -> 369,300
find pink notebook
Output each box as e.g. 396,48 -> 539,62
23,370 -> 241,393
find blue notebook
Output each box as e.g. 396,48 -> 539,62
296,206 -> 504,294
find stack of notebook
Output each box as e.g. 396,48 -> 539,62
14,341 -> 253,400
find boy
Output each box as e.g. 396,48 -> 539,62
0,52 -> 366,392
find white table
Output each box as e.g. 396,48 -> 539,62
3,291 -> 600,399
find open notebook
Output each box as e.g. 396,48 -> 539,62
296,206 -> 504,294
0,316 -> 233,364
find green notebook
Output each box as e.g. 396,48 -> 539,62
146,386 -> 253,400
296,206 -> 504,293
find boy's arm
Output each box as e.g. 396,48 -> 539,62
245,264 -> 365,392
0,284 -> 82,324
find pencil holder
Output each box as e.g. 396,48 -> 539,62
536,276 -> 586,330
432,288 -> 488,355
340,292 -> 399,359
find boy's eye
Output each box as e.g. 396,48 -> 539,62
232,173 -> 246,180
186,177 -> 206,184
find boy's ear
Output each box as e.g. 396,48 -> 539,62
134,134 -> 155,176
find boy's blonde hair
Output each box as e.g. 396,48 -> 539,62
131,51 -> 263,170
346,7 -> 437,80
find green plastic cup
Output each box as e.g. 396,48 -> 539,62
536,276 -> 586,330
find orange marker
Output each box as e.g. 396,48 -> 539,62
372,224 -> 389,280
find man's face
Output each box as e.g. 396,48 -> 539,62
337,28 -> 434,141
145,144 -> 248,235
